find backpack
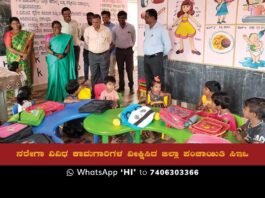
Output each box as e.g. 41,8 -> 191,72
0,123 -> 33,143
120,104 -> 155,130
14,134 -> 55,144
78,100 -> 113,113
8,109 -> 45,126
26,101 -> 64,116
189,117 -> 230,136
160,105 -> 197,129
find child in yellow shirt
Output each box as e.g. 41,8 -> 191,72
197,80 -> 221,112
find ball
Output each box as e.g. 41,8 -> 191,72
154,112 -> 160,121
113,118 -> 120,126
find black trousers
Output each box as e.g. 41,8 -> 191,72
144,52 -> 164,91
74,46 -> 80,78
83,49 -> 89,80
116,47 -> 134,90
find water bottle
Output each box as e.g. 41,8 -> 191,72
185,115 -> 199,127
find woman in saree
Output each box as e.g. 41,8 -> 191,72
45,21 -> 76,102
4,17 -> 34,86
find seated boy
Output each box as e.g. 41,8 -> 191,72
64,80 -> 91,103
235,97 -> 265,144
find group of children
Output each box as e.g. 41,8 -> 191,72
196,80 -> 265,144
8,60 -> 265,143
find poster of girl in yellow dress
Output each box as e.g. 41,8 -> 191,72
168,0 -> 205,63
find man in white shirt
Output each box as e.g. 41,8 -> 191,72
84,14 -> 112,97
81,12 -> 94,83
60,7 -> 81,78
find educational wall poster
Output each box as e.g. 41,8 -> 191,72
138,0 -> 265,71
0,0 -> 128,85
168,0 -> 205,63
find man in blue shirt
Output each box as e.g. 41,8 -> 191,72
144,9 -> 171,91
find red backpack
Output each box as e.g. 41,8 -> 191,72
26,101 -> 64,116
189,117 -> 230,136
160,105 -> 197,129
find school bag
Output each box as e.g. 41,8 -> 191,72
0,123 -> 33,143
160,105 -> 198,129
78,100 -> 113,113
189,117 -> 230,137
8,109 -> 45,126
120,104 -> 155,130
26,101 -> 64,116
14,134 -> 54,144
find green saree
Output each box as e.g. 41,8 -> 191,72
6,30 -> 34,86
46,33 -> 76,102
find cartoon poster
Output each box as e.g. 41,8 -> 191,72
138,0 -> 167,25
234,25 -> 265,69
204,26 -> 236,66
168,0 -> 205,63
206,0 -> 237,25
237,0 -> 265,24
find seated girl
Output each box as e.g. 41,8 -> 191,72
197,80 -> 221,112
100,76 -> 119,108
211,92 -> 237,132
146,80 -> 170,108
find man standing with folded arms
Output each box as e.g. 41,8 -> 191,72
144,9 -> 171,91
113,11 -> 136,95
84,14 -> 112,96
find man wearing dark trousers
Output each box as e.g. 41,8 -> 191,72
144,9 -> 171,91
113,11 -> 136,94
81,12 -> 94,83
60,7 -> 81,78
84,14 -> 112,97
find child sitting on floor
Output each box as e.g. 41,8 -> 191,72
211,92 -> 237,132
197,80 -> 221,112
235,97 -> 265,144
63,80 -> 86,138
64,80 -> 80,103
100,76 -> 119,108
16,86 -> 32,113
64,80 -> 91,103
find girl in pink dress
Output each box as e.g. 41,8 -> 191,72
211,92 -> 237,132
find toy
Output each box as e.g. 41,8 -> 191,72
154,112 -> 160,120
113,118 -> 121,127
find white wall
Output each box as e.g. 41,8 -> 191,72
127,0 -> 138,66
